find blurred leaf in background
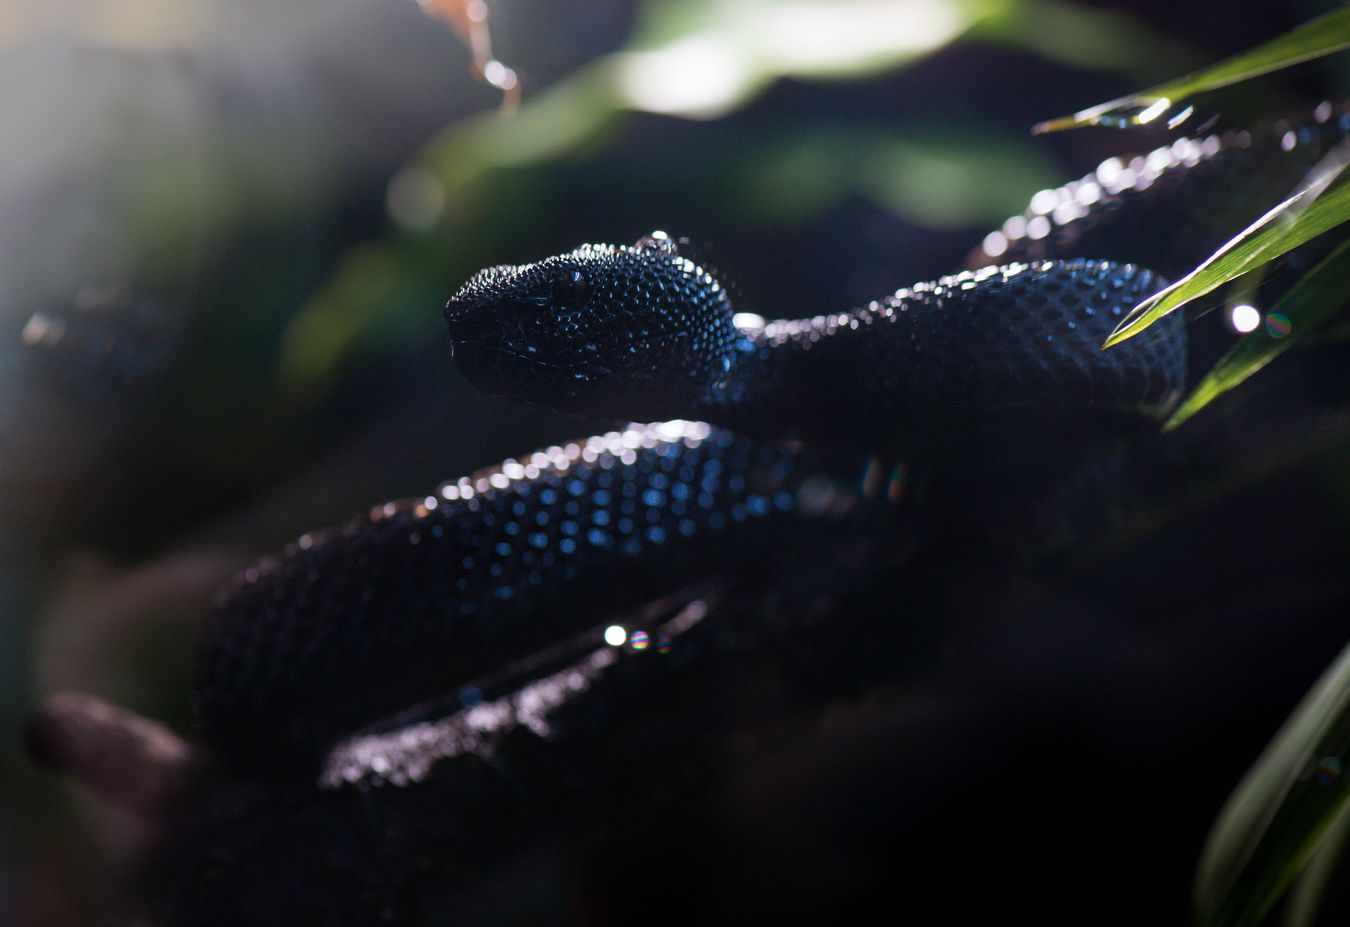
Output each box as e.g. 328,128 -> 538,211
1195,639 -> 1350,927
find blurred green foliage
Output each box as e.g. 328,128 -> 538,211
1195,638 -> 1350,927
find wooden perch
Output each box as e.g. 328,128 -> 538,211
27,691 -> 211,822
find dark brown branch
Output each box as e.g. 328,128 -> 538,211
26,690 -> 211,822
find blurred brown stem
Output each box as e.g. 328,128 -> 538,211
416,0 -> 521,109
27,691 -> 210,823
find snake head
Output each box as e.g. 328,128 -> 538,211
444,233 -> 737,420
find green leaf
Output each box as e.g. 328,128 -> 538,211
1102,163 -> 1350,349
609,0 -> 1000,120
973,0 -> 1197,77
1163,238 -> 1350,430
1194,639 -> 1350,927
735,125 -> 1061,227
1033,6 -> 1350,133
1282,803 -> 1350,927
615,0 -> 1190,120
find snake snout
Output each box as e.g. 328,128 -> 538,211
443,285 -> 518,349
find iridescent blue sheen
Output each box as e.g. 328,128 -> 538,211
195,423 -> 878,768
447,248 -> 1186,443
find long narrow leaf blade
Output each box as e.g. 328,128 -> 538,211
1194,639 -> 1350,927
1034,7 -> 1350,133
1163,238 -> 1350,429
1282,805 -> 1350,927
1102,167 -> 1350,349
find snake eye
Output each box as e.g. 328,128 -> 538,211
550,270 -> 591,311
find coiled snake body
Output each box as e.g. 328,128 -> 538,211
197,106 -> 1348,784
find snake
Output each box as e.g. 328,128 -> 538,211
194,103 -> 1348,778
155,103 -> 1350,925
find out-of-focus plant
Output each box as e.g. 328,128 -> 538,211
416,0 -> 520,107
1195,639 -> 1350,927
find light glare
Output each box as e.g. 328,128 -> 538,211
617,37 -> 748,118
763,0 -> 962,72
981,231 -> 1007,258
1230,304 -> 1260,333
1136,98 -> 1171,124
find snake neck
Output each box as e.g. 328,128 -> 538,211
689,260 -> 1186,446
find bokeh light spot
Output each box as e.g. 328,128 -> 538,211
1229,304 -> 1260,334
1264,312 -> 1292,338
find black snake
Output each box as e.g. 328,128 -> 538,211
197,102 -> 1348,770
175,107 -> 1348,925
